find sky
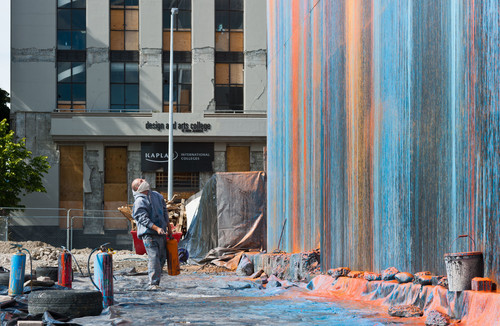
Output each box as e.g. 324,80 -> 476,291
0,0 -> 10,93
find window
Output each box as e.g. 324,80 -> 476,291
215,0 -> 243,52
110,62 -> 139,112
110,0 -> 139,51
215,0 -> 243,112
57,62 -> 86,111
163,63 -> 192,112
57,0 -> 86,50
156,172 -> 199,191
163,0 -> 191,51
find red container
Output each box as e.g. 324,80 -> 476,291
130,230 -> 182,255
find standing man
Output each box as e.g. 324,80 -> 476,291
131,178 -> 173,290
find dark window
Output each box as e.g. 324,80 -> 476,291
163,0 -> 192,52
57,61 -> 86,111
215,0 -> 243,112
110,0 -> 139,51
163,0 -> 191,30
163,63 -> 192,113
215,0 -> 243,52
110,62 -> 139,112
57,0 -> 86,50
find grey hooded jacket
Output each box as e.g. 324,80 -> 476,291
132,190 -> 169,238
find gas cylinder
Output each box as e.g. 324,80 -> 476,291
166,237 -> 180,276
8,246 -> 26,296
94,249 -> 113,308
58,248 -> 72,288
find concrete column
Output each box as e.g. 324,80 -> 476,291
214,142 -> 226,172
83,145 -> 105,234
127,143 -> 142,204
192,0 -> 215,113
15,113 -> 59,210
250,143 -> 265,171
87,0 -> 110,111
11,0 -> 56,112
244,0 -> 267,112
139,0 -> 163,112
199,172 -> 213,190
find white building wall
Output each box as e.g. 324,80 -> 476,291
192,0 -> 215,114
87,0 -> 110,111
244,0 -> 267,112
139,0 -> 163,112
11,0 -> 56,112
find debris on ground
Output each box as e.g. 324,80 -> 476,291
425,309 -> 452,325
388,304 -> 424,317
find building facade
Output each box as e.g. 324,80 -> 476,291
10,0 -> 267,246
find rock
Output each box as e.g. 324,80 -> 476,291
327,267 -> 350,280
364,272 -> 381,281
414,274 -> 433,286
425,310 -> 451,325
388,304 -> 424,318
259,273 -> 268,285
413,271 -> 432,283
236,254 -> 254,276
395,272 -> 414,283
267,275 -> 282,288
225,281 -> 252,290
249,269 -> 264,279
347,271 -> 364,278
437,277 -> 448,288
432,275 -> 445,286
382,267 -> 399,281
306,280 -> 314,290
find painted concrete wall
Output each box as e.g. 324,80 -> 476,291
267,0 -> 500,284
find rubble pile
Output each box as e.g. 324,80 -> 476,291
166,196 -> 187,234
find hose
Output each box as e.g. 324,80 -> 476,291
21,248 -> 32,293
87,242 -> 110,291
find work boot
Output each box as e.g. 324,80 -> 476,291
147,284 -> 161,291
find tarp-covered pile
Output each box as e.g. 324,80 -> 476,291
180,172 -> 266,261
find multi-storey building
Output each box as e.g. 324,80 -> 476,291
10,0 -> 267,246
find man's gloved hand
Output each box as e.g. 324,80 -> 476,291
152,225 -> 166,235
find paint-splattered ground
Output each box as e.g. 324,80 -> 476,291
71,272 -> 425,325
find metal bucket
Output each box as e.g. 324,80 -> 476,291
444,235 -> 483,291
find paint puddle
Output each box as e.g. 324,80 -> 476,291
70,273 -> 425,325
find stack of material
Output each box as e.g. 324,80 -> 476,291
166,196 -> 187,234
117,205 -> 136,230
118,196 -> 187,234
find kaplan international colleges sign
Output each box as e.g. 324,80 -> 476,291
141,142 -> 214,172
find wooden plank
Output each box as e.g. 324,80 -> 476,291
105,147 -> 127,183
104,201 -> 128,230
59,146 -> 83,229
104,183 -> 127,202
59,146 -> 83,200
226,146 -> 250,172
